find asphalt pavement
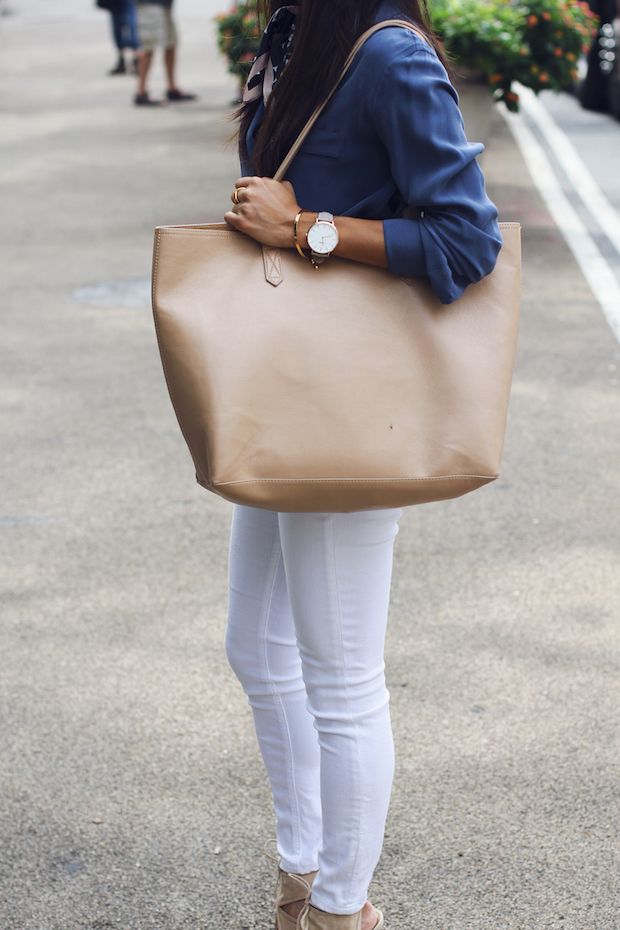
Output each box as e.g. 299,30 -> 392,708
1,2 -> 619,929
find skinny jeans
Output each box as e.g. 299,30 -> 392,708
225,504 -> 401,914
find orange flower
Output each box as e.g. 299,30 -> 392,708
531,63 -> 539,72
506,91 -> 520,102
488,73 -> 503,83
542,11 -> 551,19
527,14 -> 538,25
566,52 -> 577,60
554,47 -> 563,55
539,72 -> 549,81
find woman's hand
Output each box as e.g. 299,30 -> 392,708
224,176 -> 300,248
224,175 -> 389,268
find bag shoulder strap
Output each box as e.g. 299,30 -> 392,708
273,19 -> 433,181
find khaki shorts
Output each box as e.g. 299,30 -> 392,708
137,4 -> 177,51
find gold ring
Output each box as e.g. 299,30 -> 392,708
232,186 -> 247,205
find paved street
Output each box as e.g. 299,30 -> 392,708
1,3 -> 619,929
540,89 -> 620,216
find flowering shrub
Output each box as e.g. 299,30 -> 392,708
432,0 -> 597,110
214,0 -> 597,111
214,1 -> 260,86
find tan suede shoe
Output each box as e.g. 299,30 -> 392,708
300,902 -> 384,930
276,868 -> 318,930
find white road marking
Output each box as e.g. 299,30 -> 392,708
500,103 -> 620,345
517,85 -> 620,258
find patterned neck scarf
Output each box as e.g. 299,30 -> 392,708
243,5 -> 299,105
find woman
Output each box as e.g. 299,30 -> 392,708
223,2 -> 501,929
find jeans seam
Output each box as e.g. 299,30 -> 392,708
329,515 -> 366,912
261,537 -> 305,873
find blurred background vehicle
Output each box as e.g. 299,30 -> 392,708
578,0 -> 620,116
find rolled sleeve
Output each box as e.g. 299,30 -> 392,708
383,216 -> 426,277
371,41 -> 502,303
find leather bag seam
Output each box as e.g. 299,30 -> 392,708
214,475 -> 495,486
151,229 -> 211,486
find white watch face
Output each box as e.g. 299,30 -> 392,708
307,221 -> 339,255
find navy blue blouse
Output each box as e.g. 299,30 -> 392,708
243,3 -> 502,304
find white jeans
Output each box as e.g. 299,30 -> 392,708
225,504 -> 401,914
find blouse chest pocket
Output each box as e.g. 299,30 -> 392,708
299,128 -> 343,159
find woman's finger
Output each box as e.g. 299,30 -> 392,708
231,176 -> 257,204
224,210 -> 243,228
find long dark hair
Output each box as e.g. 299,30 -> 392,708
238,0 -> 450,177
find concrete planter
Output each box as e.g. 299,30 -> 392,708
453,70 -> 495,153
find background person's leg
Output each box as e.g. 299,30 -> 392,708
134,3 -> 163,103
136,48 -> 153,96
164,44 -> 196,100
279,510 -> 401,916
225,505 -> 322,876
122,0 -> 139,52
108,8 -> 126,73
164,45 -> 176,92
161,9 -> 195,101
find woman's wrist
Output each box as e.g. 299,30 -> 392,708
292,210 -> 316,250
287,211 -> 387,269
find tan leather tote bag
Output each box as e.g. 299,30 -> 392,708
152,21 -> 521,513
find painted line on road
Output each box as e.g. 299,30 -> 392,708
499,103 -> 620,345
517,85 -> 620,259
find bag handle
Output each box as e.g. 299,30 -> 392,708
272,19 -> 433,182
